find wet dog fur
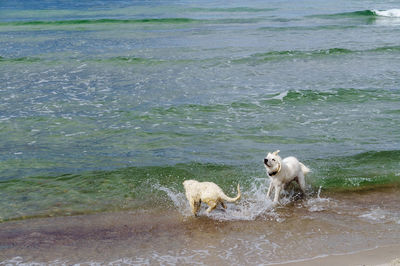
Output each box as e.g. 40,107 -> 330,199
264,150 -> 310,203
183,180 -> 241,216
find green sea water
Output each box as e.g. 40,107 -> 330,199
0,0 -> 400,222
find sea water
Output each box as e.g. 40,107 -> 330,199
0,0 -> 400,264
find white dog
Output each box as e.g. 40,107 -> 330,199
264,150 -> 310,203
183,180 -> 241,216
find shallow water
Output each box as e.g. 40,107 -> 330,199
1,187 -> 399,264
1,0 -> 400,263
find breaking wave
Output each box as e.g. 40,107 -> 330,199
309,9 -> 400,19
372,9 -> 400,18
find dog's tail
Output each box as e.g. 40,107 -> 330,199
300,163 -> 311,175
221,184 -> 241,203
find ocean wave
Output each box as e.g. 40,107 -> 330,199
145,88 -> 399,121
309,9 -> 400,20
234,45 -> 400,64
188,7 -> 277,13
0,17 -> 262,27
0,55 -> 168,65
95,56 -> 166,65
1,44 -> 400,65
308,10 -> 376,19
372,9 -> 400,18
261,88 -> 400,105
0,18 -> 199,26
258,25 -> 359,31
0,163 -> 247,222
233,48 -> 351,64
0,56 -> 40,63
311,150 -> 400,191
138,88 -> 399,127
100,46 -> 400,66
1,9 -> 399,29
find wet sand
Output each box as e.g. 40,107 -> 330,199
1,187 -> 399,265
282,245 -> 400,266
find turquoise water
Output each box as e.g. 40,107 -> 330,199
1,0 -> 400,222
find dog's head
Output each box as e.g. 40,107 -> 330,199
263,150 -> 282,172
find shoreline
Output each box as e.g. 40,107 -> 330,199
1,206 -> 399,265
277,245 -> 400,266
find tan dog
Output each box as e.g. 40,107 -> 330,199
183,180 -> 241,216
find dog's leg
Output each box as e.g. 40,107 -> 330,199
273,184 -> 282,203
220,201 -> 227,209
297,173 -> 306,195
189,199 -> 195,215
190,199 -> 200,216
194,200 -> 202,216
189,199 -> 196,216
267,181 -> 273,198
206,200 -> 217,213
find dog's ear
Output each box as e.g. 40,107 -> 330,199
273,150 -> 280,155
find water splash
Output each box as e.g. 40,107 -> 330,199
207,177 -> 275,221
152,181 -> 192,217
153,177 -> 278,221
304,186 -> 334,212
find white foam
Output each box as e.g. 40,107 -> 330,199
64,131 -> 86,137
108,257 -> 150,265
0,256 -> 149,266
271,91 -> 288,101
358,207 -> 400,224
373,9 -> 400,17
359,208 -> 387,223
0,257 -> 65,266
